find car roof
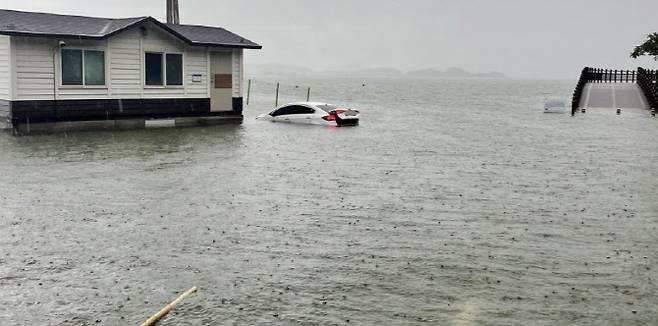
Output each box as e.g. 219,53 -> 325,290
280,102 -> 332,107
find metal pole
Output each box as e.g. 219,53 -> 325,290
306,87 -> 311,102
275,82 -> 280,107
246,79 -> 251,106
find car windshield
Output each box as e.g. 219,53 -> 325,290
545,100 -> 565,107
316,104 -> 338,112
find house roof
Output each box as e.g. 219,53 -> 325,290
0,9 -> 261,49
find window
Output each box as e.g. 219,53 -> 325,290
61,50 -> 82,85
166,54 -> 183,86
271,105 -> 315,116
61,49 -> 105,86
145,52 -> 183,86
145,53 -> 163,86
84,51 -> 105,86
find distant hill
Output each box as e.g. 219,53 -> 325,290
324,67 -> 404,78
407,67 -> 505,78
248,64 -> 505,79
248,64 -> 315,77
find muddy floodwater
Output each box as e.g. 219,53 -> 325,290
1,78 -> 657,325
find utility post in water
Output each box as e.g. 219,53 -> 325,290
275,83 -> 280,107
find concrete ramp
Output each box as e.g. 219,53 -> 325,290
579,83 -> 649,110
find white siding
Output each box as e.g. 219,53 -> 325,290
14,37 -> 110,100
185,47 -> 209,97
13,22 -> 213,101
0,35 -> 10,100
14,37 -> 56,100
109,29 -> 142,98
232,49 -> 243,98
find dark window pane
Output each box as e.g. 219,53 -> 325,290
271,105 -> 314,116
61,49 -> 82,85
271,106 -> 289,116
288,105 -> 315,114
84,50 -> 105,85
145,53 -> 163,86
166,54 -> 183,86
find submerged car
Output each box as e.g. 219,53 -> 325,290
257,102 -> 360,126
544,99 -> 568,113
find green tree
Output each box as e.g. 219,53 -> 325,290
631,33 -> 658,60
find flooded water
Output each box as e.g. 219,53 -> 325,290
1,78 -> 657,325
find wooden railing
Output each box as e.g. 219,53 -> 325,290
586,68 -> 637,83
638,68 -> 658,84
571,67 -> 590,115
637,67 -> 658,110
572,67 -> 657,114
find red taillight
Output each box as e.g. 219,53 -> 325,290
333,109 -> 346,114
322,113 -> 337,121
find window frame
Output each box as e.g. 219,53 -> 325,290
143,51 -> 185,88
59,48 -> 107,88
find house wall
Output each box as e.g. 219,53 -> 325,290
232,48 -> 243,98
12,38 -> 47,100
0,35 -> 11,124
10,21 -> 244,102
0,35 -> 12,100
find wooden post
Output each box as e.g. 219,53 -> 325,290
612,70 -> 614,83
167,0 -> 180,24
600,69 -> 603,83
246,79 -> 251,106
141,287 -> 198,326
306,87 -> 311,102
275,82 -> 280,107
599,68 -> 605,83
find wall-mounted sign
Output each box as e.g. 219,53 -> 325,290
192,74 -> 203,83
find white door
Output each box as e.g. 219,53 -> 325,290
209,52 -> 233,112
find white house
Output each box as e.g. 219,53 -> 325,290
0,8 -> 261,130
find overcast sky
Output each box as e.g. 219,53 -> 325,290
2,0 -> 657,78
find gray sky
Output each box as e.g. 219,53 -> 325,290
2,0 -> 657,78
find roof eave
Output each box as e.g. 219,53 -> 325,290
190,41 -> 262,49
0,31 -> 105,39
0,16 -> 149,41
146,18 -> 262,49
0,16 -> 262,49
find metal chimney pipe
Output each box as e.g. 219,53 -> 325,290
166,0 -> 180,24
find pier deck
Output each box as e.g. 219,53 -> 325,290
572,67 -> 658,115
578,83 -> 649,110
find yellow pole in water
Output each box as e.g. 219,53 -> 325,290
246,79 -> 252,106
275,82 -> 280,107
141,287 -> 198,326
